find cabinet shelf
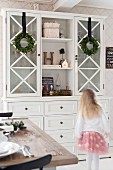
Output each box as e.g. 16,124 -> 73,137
12,67 -> 35,69
42,37 -> 72,43
42,65 -> 73,70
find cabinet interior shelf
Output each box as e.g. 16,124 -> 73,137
42,37 -> 72,42
42,65 -> 73,70
12,67 -> 35,69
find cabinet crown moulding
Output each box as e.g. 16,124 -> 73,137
2,0 -> 55,3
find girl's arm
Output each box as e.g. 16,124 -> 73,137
75,116 -> 83,138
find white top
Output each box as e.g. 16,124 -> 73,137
75,111 -> 110,138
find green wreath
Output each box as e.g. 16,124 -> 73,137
80,36 -> 99,56
13,32 -> 35,53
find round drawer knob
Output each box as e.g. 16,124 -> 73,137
60,121 -> 63,124
60,135 -> 63,138
60,106 -> 63,109
25,108 -> 28,110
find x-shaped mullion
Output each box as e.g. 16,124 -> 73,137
10,17 -> 36,42
78,69 -> 100,92
10,68 -> 37,93
10,53 -> 36,68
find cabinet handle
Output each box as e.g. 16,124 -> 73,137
25,108 -> 28,110
75,55 -> 78,60
38,54 -> 40,56
60,135 -> 63,138
60,106 -> 63,109
60,121 -> 63,124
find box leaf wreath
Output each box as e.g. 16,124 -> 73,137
13,32 -> 35,54
80,36 -> 99,56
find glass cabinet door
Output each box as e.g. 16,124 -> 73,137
75,17 -> 104,95
6,12 -> 41,97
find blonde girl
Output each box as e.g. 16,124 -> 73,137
75,89 -> 110,170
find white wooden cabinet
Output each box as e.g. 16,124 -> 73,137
2,9 -> 105,98
8,102 -> 44,116
44,101 -> 77,115
7,102 -> 44,129
41,13 -> 75,96
74,16 -> 105,95
28,116 -> 43,129
2,10 -> 41,98
99,99 -> 109,113
46,129 -> 75,143
1,8 -> 108,155
45,115 -> 76,131
44,100 -> 78,154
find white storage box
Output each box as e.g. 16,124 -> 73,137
43,22 -> 60,38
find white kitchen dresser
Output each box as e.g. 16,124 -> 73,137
3,97 -> 109,157
1,8 -> 109,157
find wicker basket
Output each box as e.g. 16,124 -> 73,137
43,22 -> 60,38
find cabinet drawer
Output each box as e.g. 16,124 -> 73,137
61,143 -> 76,154
29,116 -> 43,130
45,101 -> 77,115
46,129 -> 75,143
99,100 -> 109,113
45,115 -> 77,130
8,102 -> 43,117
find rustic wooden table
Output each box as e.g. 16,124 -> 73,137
0,118 -> 78,169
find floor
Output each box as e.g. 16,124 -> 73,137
56,146 -> 113,170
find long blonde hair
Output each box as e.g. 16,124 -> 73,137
79,89 -> 102,119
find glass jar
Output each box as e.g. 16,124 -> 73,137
55,74 -> 61,93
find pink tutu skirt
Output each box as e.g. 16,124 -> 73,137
78,131 -> 109,155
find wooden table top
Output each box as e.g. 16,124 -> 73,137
0,118 -> 78,168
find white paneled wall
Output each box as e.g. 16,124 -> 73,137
0,16 -> 3,107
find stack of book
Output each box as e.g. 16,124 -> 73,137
42,77 -> 54,96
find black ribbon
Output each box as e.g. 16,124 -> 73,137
88,17 -> 91,41
22,12 -> 26,38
